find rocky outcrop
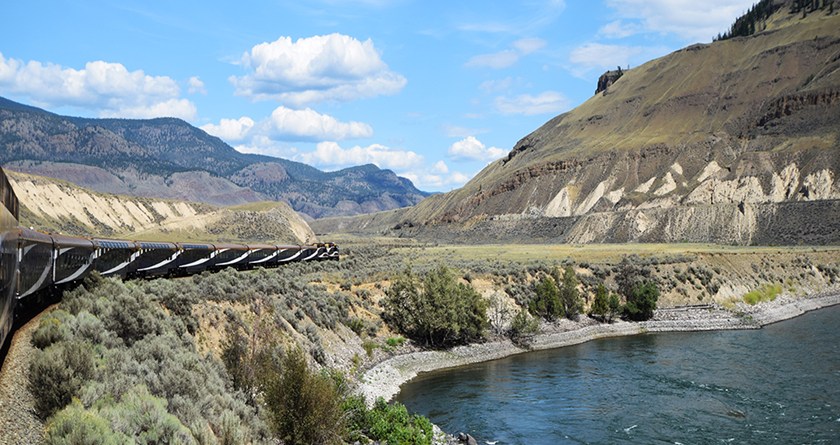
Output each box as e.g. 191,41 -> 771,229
595,68 -> 624,95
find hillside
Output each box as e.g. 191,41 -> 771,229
7,170 -> 317,244
314,2 -> 840,245
0,98 -> 428,218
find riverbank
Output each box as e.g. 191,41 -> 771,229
359,290 -> 840,404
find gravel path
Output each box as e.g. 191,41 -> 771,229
0,308 -> 48,445
359,291 -> 840,404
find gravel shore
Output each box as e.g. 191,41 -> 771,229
359,291 -> 840,405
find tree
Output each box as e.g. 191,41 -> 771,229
590,284 -> 609,321
530,276 -> 562,321
487,292 -> 513,335
383,266 -> 488,348
556,266 -> 583,320
623,281 -> 659,321
607,292 -> 622,323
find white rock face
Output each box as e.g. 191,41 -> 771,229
544,186 -> 573,217
635,176 -> 656,193
695,161 -> 722,183
654,172 -> 677,196
802,169 -> 837,200
575,180 -> 608,215
770,163 -> 800,201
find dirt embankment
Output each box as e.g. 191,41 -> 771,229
7,170 -> 316,244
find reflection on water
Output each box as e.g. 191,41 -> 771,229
396,306 -> 840,444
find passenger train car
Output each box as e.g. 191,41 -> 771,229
0,167 -> 338,350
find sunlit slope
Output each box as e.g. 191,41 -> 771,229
384,7 -> 840,244
8,170 -> 317,244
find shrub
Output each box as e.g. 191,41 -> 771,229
344,396 -> 433,445
44,400 -> 127,445
263,347 -> 345,445
623,281 -> 659,321
383,266 -> 488,348
385,336 -> 406,347
31,310 -> 72,349
29,340 -> 96,419
508,308 -> 539,346
743,283 -> 782,305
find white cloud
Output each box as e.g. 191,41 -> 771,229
401,170 -> 472,191
568,43 -> 668,78
466,38 -> 547,69
432,160 -> 449,174
296,141 -> 423,171
230,33 -> 407,105
0,53 -> 196,120
267,106 -> 373,141
494,91 -> 570,115
188,76 -> 206,94
598,20 -> 643,39
605,0 -> 756,42
448,136 -> 507,162
200,116 -> 256,142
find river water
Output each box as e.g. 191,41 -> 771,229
396,306 -> 840,444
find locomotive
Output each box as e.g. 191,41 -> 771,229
0,167 -> 338,350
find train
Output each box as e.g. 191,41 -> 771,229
0,166 -> 338,350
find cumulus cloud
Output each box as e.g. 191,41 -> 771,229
200,116 -> 256,142
605,0 -> 756,42
432,160 -> 449,174
230,33 -> 407,105
598,20 -> 643,39
466,38 -> 547,69
448,136 -> 507,162
494,91 -> 570,115
295,141 -> 423,171
0,53 -> 196,120
402,169 -> 473,191
266,106 -> 373,141
188,76 -> 206,94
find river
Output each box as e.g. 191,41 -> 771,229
396,305 -> 840,444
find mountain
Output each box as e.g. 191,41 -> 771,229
0,97 -> 429,218
314,1 -> 840,245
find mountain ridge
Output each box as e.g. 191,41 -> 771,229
312,2 -> 840,244
0,97 -> 429,218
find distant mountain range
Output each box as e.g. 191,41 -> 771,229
314,1 -> 840,245
0,97 -> 428,219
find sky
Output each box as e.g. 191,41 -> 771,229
0,0 -> 755,192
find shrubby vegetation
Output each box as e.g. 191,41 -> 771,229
30,274 -> 267,443
383,266 -> 488,348
527,266 -> 583,321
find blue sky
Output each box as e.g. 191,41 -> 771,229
0,0 -> 754,192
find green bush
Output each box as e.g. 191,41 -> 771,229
383,266 -> 488,348
530,276 -> 562,321
743,283 -> 782,305
263,347 -> 345,445
45,400 -> 127,445
29,340 -> 96,419
508,308 -> 539,346
623,281 -> 659,321
557,266 -> 583,320
343,396 -> 433,445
